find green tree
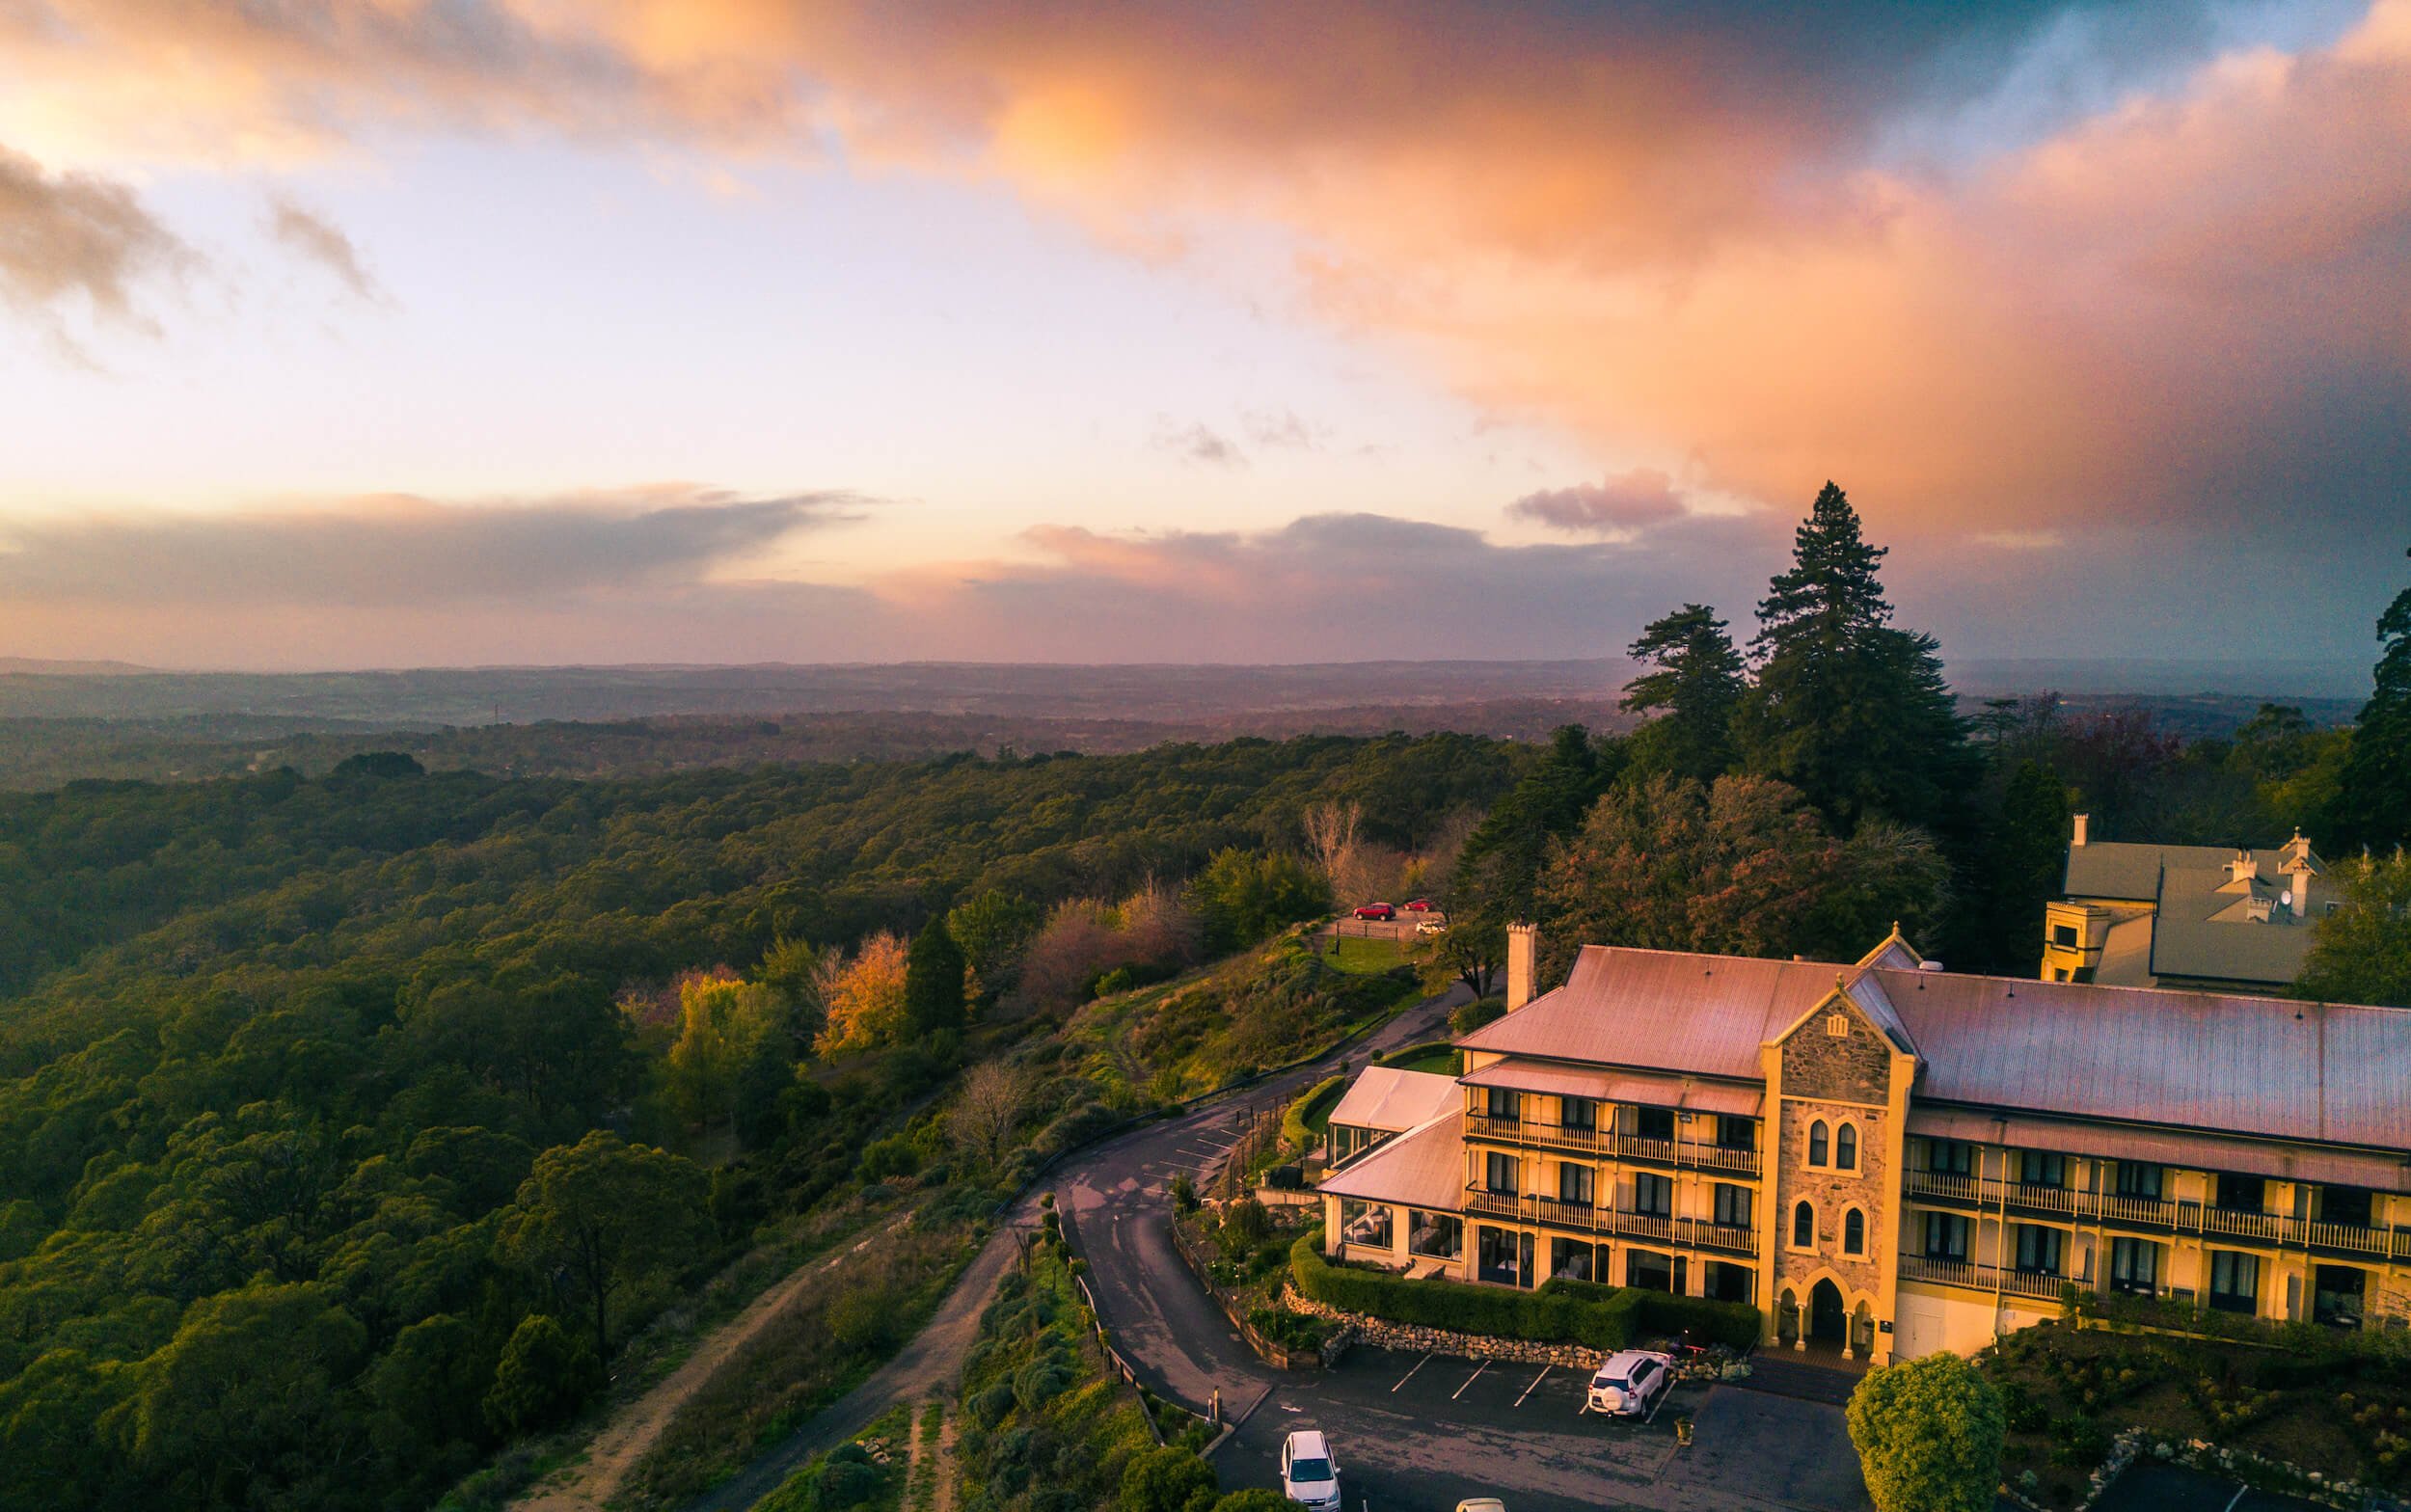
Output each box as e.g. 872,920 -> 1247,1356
1449,725 -> 1613,959
904,921 -> 968,1036
1737,482 -> 1972,832
2297,850 -> 2411,1007
368,1311 -> 488,1451
944,889 -> 1043,1007
664,971 -> 793,1135
1190,847 -> 1330,953
1622,604 -> 1745,783
480,1312 -> 602,1436
495,1131 -> 710,1362
1845,1353 -> 2005,1512
2332,547 -> 2411,851
1120,1444 -> 1218,1512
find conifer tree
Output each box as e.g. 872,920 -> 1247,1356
904,919 -> 968,1036
1737,481 -> 1972,831
2331,548 -> 2411,851
1622,604 -> 1745,783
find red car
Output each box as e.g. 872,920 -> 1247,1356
1352,904 -> 1396,921
1404,899 -> 1435,912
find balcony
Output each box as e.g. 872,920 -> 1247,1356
1464,1188 -> 1757,1256
1900,1175 -> 2411,1261
1460,1116 -> 1762,1176
1899,1253 -> 2085,1303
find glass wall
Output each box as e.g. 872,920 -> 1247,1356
1407,1210 -> 1462,1259
1341,1199 -> 1393,1250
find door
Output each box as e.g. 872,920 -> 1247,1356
1897,1296 -> 1946,1359
1809,1279 -> 1848,1344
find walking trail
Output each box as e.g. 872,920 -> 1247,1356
512,1212 -> 912,1512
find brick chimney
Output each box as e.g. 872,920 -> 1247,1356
1506,922 -> 1538,1012
2072,813 -> 2089,848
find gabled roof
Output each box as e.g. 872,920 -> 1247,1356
1316,1111 -> 1464,1211
2146,865 -> 2316,986
2065,838 -> 2321,903
1458,1058 -> 1763,1117
1326,1066 -> 1461,1134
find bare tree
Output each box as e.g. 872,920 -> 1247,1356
1302,799 -> 1364,899
948,1061 -> 1031,1169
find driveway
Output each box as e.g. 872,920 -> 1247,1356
1212,1346 -> 1870,1512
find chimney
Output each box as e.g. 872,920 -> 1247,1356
1506,922 -> 1538,1012
2228,850 -> 2258,887
2291,867 -> 2313,918
2071,813 -> 2089,848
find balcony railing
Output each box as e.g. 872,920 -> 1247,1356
1899,1253 -> 2087,1303
1461,1115 -> 1763,1176
1466,1187 -> 1757,1256
1901,1173 -> 2411,1262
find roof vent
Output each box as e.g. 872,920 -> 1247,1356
1916,959 -> 1945,973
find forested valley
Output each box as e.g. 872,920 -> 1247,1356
0,491 -> 2403,1512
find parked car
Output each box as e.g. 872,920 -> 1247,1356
1351,903 -> 1395,921
1415,919 -> 1447,935
1586,1350 -> 1675,1418
1281,1428 -> 1342,1511
1454,1501 -> 1506,1512
1404,899 -> 1436,911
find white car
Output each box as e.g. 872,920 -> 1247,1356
1281,1428 -> 1341,1511
1586,1349 -> 1675,1418
1415,919 -> 1448,935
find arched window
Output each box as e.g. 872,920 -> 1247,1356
1844,1208 -> 1866,1256
1836,1122 -> 1858,1171
1792,1201 -> 1814,1249
1808,1120 -> 1829,1167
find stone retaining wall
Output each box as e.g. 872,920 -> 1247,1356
1281,1285 -> 1606,1370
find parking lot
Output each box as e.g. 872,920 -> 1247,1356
1211,1345 -> 1871,1512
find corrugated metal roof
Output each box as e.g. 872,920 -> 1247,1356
1907,1107 -> 2411,1193
1458,1057 -> 1762,1117
1878,968 -> 2410,1149
1454,947 -> 1847,1081
1327,1066 -> 1461,1135
1317,1111 -> 1465,1211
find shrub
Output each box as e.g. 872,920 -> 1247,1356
814,1458 -> 883,1510
1212,1492 -> 1292,1512
1847,1354 -> 2006,1512
1171,1173 -> 1199,1212
1119,1445 -> 1217,1512
1289,1230 -> 1637,1350
1449,998 -> 1506,1035
969,1381 -> 1017,1430
858,1134 -> 922,1181
1280,1075 -> 1346,1152
480,1314 -> 602,1437
1634,1290 -> 1762,1349
1012,1357 -> 1075,1413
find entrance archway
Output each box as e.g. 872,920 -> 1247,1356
1809,1279 -> 1848,1345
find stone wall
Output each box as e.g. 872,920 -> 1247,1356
1281,1285 -> 1604,1370
1773,998 -> 1894,1313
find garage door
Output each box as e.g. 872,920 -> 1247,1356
1896,1296 -> 1946,1359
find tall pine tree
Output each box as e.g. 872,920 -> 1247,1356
1622,604 -> 1745,783
2331,548 -> 2411,852
1737,481 -> 1972,833
903,920 -> 967,1035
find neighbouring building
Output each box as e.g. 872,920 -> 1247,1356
2040,815 -> 2327,991
1316,926 -> 2411,1365
1324,1065 -> 1460,1170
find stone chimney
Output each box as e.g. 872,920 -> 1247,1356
2072,813 -> 2089,848
1506,921 -> 1538,1012
2290,866 -> 2314,918
2227,850 -> 2259,887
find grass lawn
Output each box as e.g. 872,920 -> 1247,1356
1322,934 -> 1408,975
1377,1043 -> 1460,1076
1981,1320 -> 2411,1507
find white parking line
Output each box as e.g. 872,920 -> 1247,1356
1515,1365 -> 1551,1406
1451,1361 -> 1489,1399
1391,1353 -> 1433,1392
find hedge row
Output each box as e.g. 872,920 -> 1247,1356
1290,1231 -> 1759,1350
1281,1075 -> 1348,1152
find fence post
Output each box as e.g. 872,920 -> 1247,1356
1211,1387 -> 1222,1425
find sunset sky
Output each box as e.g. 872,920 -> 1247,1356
1,1 -> 2403,669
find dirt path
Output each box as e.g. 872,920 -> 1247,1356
512,1213 -> 912,1512
930,1413 -> 960,1512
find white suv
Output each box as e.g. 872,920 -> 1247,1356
1281,1428 -> 1341,1511
1586,1350 -> 1675,1418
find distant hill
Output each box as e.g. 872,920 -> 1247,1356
0,657 -> 154,677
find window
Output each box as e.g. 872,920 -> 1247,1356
1558,1163 -> 1595,1206
1625,1250 -> 1675,1293
1717,1116 -> 1756,1150
1551,1237 -> 1595,1282
2319,1186 -> 2373,1228
1826,1013 -> 1849,1038
2114,1162 -> 2163,1200
2014,1225 -> 2064,1276
1476,1226 -> 1525,1286
1923,1211 -> 1969,1261
1927,1139 -> 1975,1177
2052,923 -> 2079,948
1843,1209 -> 1866,1256
2314,1264 -> 2367,1328
1713,1182 -> 1752,1229
1835,1123 -> 1858,1172
2216,1174 -> 2265,1214
1633,1172 -> 1672,1218
1407,1210 -> 1462,1260
1560,1096 -> 1597,1132
2018,1150 -> 2066,1189
1340,1199 -> 1393,1249
1486,1088 -> 1522,1121
2208,1250 -> 2260,1313
1634,1106 -> 1675,1143
2109,1237 -> 2159,1296
1484,1151 -> 1518,1195
1808,1120 -> 1830,1167
1792,1201 -> 1815,1249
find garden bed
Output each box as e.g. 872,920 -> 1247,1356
1981,1319 -> 2411,1508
